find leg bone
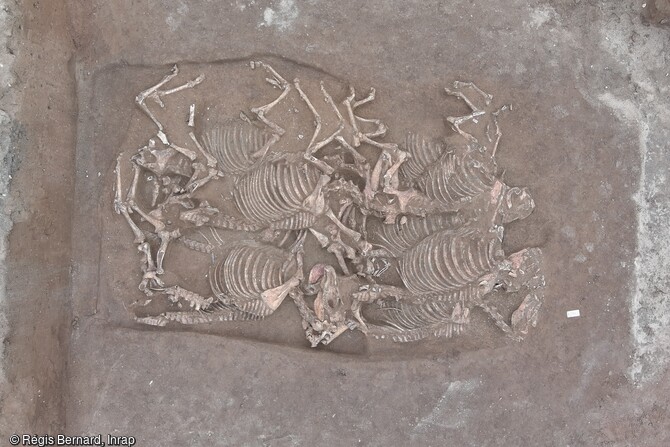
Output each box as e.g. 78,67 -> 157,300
114,158 -> 145,244
444,85 -> 487,143
250,62 -> 291,136
135,65 -> 204,143
294,80 -> 347,172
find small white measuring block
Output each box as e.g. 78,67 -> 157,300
566,309 -> 581,318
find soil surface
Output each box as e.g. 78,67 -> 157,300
1,1 -> 669,445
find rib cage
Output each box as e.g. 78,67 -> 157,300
367,299 -> 469,342
398,229 -> 500,295
415,150 -> 496,209
209,243 -> 296,317
200,121 -> 271,175
368,213 -> 461,257
371,322 -> 464,342
233,155 -> 322,228
399,132 -> 447,183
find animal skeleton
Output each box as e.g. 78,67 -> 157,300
115,61 -> 545,347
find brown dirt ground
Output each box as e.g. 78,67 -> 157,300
1,1 -> 669,445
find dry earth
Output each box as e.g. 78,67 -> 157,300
1,1 -> 669,445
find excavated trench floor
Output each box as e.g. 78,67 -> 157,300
2,1 -> 669,445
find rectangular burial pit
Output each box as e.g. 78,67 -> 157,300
74,58 -> 557,358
